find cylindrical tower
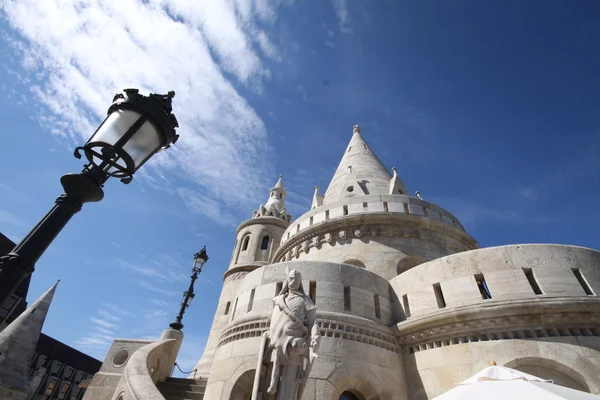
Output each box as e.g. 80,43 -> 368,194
273,125 -> 478,280
192,176 -> 291,377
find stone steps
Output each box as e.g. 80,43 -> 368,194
157,377 -> 207,400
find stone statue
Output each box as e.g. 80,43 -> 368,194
252,268 -> 320,400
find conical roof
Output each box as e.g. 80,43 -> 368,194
0,281 -> 59,392
323,125 -> 395,203
265,174 -> 286,212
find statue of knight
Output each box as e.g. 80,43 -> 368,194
251,268 -> 320,400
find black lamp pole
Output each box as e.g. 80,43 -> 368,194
0,89 -> 179,307
170,247 -> 209,331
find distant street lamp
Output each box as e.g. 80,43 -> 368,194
170,247 -> 209,331
0,89 -> 179,306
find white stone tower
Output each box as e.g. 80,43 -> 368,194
193,176 -> 292,376
194,125 -> 600,399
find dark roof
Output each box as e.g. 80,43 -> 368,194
36,333 -> 102,374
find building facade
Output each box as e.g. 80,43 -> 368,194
193,125 -> 600,399
0,233 -> 101,400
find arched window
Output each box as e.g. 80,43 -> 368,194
260,236 -> 270,250
396,256 -> 424,275
340,391 -> 361,400
242,235 -> 250,251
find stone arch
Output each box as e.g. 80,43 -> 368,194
222,359 -> 257,400
229,369 -> 254,400
396,256 -> 424,275
327,364 -> 382,400
343,259 -> 366,269
339,390 -> 364,400
504,357 -> 590,392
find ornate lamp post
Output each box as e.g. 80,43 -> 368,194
0,89 -> 179,306
170,247 -> 209,331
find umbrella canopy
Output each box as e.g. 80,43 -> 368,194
433,365 -> 600,400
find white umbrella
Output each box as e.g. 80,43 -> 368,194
433,363 -> 600,400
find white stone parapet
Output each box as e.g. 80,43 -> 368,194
280,195 -> 466,246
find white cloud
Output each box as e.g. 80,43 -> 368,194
151,298 -> 170,307
135,279 -> 181,297
89,317 -> 117,330
331,0 -> 352,33
97,310 -> 122,323
1,0 -> 291,224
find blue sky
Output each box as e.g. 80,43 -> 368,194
1,0 -> 599,372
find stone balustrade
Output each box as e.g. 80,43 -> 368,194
280,195 -> 465,246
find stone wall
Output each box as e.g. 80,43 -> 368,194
405,337 -> 600,399
390,244 -> 600,398
390,244 -> 600,320
204,261 -> 406,399
273,196 -> 478,281
280,195 -> 466,246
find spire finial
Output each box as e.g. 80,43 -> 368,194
490,360 -> 497,366
392,167 -> 397,177
353,125 -> 360,134
415,191 -> 422,200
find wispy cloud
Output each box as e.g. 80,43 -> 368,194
134,279 -> 181,297
151,299 -> 170,307
88,317 -> 117,330
332,0 -> 352,33
97,310 -> 122,323
0,0 -> 293,225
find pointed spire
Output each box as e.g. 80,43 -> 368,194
323,125 -> 394,203
265,174 -> 286,209
0,280 -> 59,394
389,167 -> 407,195
253,175 -> 291,222
311,186 -> 323,209
272,174 -> 285,192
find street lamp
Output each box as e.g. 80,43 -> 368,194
170,247 -> 209,331
0,89 -> 179,306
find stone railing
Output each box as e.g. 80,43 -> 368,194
110,329 -> 183,400
280,194 -> 465,246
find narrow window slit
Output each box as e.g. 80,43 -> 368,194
344,286 -> 351,311
374,294 -> 381,319
247,289 -> 255,312
573,268 -> 595,295
224,301 -> 231,315
231,298 -> 239,320
433,283 -> 446,308
402,294 -> 411,318
383,201 -> 389,212
309,281 -> 317,304
343,205 -> 348,216
275,281 -> 283,296
523,268 -> 543,295
475,274 -> 492,299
